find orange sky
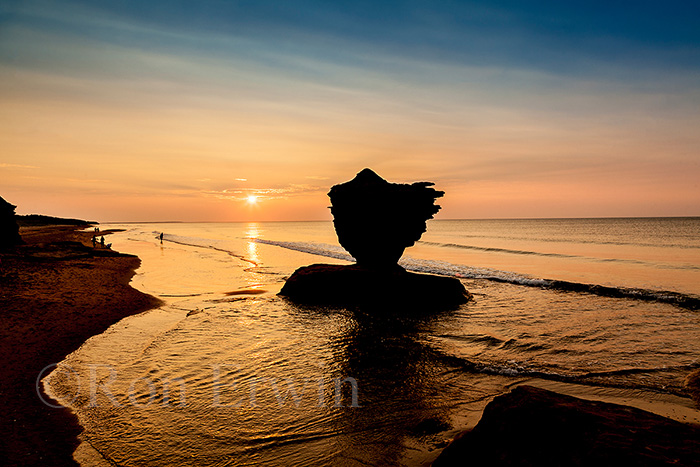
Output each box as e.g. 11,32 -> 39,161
2,1 -> 699,221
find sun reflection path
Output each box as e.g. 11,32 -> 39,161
244,223 -> 261,287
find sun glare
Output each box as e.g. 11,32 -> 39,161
246,195 -> 258,204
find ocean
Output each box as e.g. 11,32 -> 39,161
44,218 -> 700,466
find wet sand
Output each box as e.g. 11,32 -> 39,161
0,225 -> 161,466
3,224 -> 699,466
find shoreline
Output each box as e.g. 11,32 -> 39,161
0,225 -> 162,466
2,223 -> 699,465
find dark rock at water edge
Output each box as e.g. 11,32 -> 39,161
328,168 -> 444,270
281,169 -> 470,309
433,385 -> 700,466
0,196 -> 23,248
280,264 -> 471,311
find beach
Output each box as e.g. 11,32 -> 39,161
0,225 -> 161,466
2,219 -> 700,465
3,0 -> 699,463
36,219 -> 700,466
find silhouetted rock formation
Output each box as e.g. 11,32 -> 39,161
280,170 -> 470,310
281,263 -> 470,309
328,168 -> 443,270
433,385 -> 700,466
0,196 -> 23,248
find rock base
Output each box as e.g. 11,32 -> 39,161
433,385 -> 700,466
279,264 -> 471,310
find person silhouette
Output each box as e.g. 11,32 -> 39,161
100,236 -> 105,247
159,232 -> 164,244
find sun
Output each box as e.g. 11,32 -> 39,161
246,195 -> 258,204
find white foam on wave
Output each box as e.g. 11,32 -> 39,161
148,234 -> 699,310
155,232 -> 226,251
249,238 -> 700,310
250,238 -> 548,286
398,256 -> 550,287
155,232 -> 260,266
252,238 -> 354,262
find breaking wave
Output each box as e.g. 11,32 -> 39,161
435,351 -> 700,396
156,232 -> 258,267
252,239 -> 700,311
419,240 -> 700,271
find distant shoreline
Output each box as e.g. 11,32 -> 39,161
0,224 -> 162,465
15,214 -> 98,227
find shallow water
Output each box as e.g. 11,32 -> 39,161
45,219 -> 700,466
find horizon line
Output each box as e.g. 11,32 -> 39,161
96,215 -> 700,224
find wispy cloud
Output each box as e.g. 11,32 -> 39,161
1,0 -> 698,220
0,163 -> 39,169
203,184 -> 325,201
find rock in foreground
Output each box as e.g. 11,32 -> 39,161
280,264 -> 471,310
433,385 -> 700,466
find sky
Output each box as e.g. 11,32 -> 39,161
1,0 -> 699,221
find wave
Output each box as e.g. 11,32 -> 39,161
436,351 -> 698,396
157,232 -> 259,267
420,240 -> 581,259
145,232 -> 700,311
253,239 -> 700,311
419,240 -> 700,271
252,238 -> 354,262
540,279 -> 700,310
428,233 -> 700,250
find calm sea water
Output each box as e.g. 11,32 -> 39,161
45,218 -> 700,466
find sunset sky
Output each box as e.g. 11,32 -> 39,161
1,0 -> 699,221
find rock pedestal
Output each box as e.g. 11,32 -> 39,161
280,169 -> 470,310
280,263 -> 470,310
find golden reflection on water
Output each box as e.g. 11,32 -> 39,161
246,222 -> 261,265
247,241 -> 259,265
243,222 -> 263,289
45,220 -> 700,466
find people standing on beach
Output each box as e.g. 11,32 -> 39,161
160,232 -> 164,244
92,236 -> 97,247
100,236 -> 105,247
